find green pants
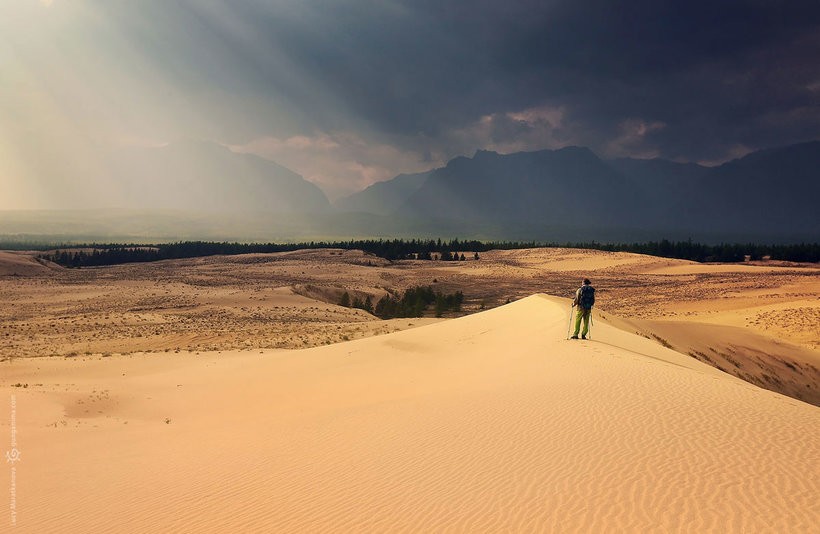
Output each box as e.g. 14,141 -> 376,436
574,307 -> 591,337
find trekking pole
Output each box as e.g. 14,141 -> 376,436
566,303 -> 573,339
588,310 -> 593,340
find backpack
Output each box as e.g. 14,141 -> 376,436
579,285 -> 595,309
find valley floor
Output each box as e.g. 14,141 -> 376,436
2,246 -> 818,404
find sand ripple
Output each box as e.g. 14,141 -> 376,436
8,296 -> 818,532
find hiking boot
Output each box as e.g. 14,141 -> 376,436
570,335 -> 579,339
581,335 -> 587,340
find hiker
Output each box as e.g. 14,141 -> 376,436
571,278 -> 595,339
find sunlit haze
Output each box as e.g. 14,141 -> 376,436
1,0 -> 818,209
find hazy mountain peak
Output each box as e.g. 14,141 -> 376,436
723,140 -> 820,167
334,170 -> 431,215
108,140 -> 330,213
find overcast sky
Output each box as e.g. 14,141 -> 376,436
2,0 -> 819,206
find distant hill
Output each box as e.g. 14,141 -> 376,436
337,142 -> 819,241
334,171 -> 430,215
108,140 -> 331,213
609,141 -> 820,237
702,142 -> 820,236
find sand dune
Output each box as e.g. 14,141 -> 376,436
3,295 -> 817,532
0,251 -> 54,277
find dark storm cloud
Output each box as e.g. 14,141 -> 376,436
4,0 -> 817,207
39,0 -> 820,162
228,0 -> 819,161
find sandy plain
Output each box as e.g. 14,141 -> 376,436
2,247 -> 818,404
1,247 -> 819,532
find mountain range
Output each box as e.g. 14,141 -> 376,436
2,140 -> 817,242
335,141 -> 820,242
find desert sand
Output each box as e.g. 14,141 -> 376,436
1,294 -> 818,532
1,247 -> 819,531
2,247 -> 818,404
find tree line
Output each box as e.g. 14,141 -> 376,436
341,286 -> 464,319
583,240 -> 820,263
36,238 -> 820,267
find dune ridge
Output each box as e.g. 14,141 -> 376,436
3,295 -> 818,532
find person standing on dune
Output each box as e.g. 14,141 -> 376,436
571,278 -> 595,339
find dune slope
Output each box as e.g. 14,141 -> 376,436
2,295 -> 818,532
0,251 -> 53,276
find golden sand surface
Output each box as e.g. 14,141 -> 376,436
1,295 -> 817,532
